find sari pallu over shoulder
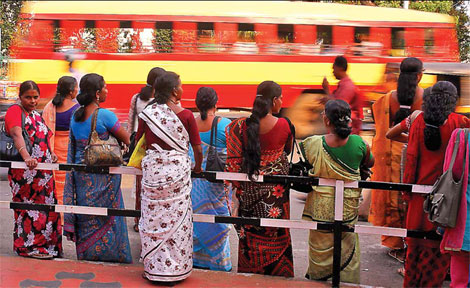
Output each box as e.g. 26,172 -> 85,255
369,92 -> 407,250
139,103 -> 193,282
225,118 -> 294,278
301,135 -> 362,223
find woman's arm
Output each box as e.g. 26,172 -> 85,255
192,144 -> 203,173
9,127 -> 37,169
365,142 -> 375,168
386,122 -> 408,143
112,126 -> 131,146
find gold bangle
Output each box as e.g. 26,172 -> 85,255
18,146 -> 26,153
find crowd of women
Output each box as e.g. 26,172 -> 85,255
3,55 -> 469,287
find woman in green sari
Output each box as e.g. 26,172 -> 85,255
300,99 -> 374,283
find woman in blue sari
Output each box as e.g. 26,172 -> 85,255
64,73 -> 132,263
190,87 -> 232,271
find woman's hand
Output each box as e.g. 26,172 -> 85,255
51,152 -> 58,163
24,157 -> 38,169
193,165 -> 203,174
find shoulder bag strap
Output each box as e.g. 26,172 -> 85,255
87,108 -> 100,145
282,117 -> 299,163
210,116 -> 220,147
447,129 -> 462,174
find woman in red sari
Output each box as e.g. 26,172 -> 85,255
225,81 -> 294,277
5,81 -> 62,259
402,81 -> 470,287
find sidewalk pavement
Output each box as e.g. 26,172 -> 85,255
0,255 -> 337,288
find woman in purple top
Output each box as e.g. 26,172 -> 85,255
43,76 -> 80,205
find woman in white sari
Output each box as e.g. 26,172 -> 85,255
135,71 -> 203,283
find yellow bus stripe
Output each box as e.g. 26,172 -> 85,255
9,59 -> 436,87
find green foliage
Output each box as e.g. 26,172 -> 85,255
154,29 -> 172,53
0,0 -> 24,57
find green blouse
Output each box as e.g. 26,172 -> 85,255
322,134 -> 369,170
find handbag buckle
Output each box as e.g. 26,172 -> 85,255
6,143 -> 13,150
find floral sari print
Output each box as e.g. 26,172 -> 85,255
225,118 -> 294,277
8,107 -> 63,258
139,103 -> 193,282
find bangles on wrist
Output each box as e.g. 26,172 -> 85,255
18,146 -> 26,153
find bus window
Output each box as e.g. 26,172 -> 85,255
119,21 -> 134,53
317,25 -> 332,53
155,21 -> 173,53
354,27 -> 370,43
424,28 -> 434,54
238,23 -> 255,42
391,27 -> 405,56
278,24 -> 294,43
197,22 -> 218,52
82,20 -> 96,53
232,23 -> 258,54
53,20 -> 61,52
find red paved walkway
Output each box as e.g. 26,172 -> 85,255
0,255 -> 334,288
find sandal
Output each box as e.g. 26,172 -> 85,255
133,223 -> 139,232
397,267 -> 405,277
388,248 -> 406,264
28,252 -> 53,260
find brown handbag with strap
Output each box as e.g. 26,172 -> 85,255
84,108 -> 123,167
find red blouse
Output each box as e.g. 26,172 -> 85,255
136,109 -> 201,150
242,117 -> 293,153
4,105 -> 27,133
403,113 -> 470,247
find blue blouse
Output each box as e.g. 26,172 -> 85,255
70,108 -> 120,140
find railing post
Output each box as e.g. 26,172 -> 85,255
332,180 -> 344,287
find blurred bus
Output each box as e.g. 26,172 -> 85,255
4,1 -> 460,121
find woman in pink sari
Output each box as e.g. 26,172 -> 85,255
440,128 -> 470,288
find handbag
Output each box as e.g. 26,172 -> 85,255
205,116 -> 226,172
0,105 -> 32,161
285,117 -> 313,192
423,128 -> 468,228
84,108 -> 123,167
127,133 -> 146,169
360,141 -> 372,180
123,95 -> 139,163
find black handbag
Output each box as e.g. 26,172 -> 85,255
423,128 -> 468,228
0,105 -> 32,161
285,117 -> 313,192
205,116 -> 226,172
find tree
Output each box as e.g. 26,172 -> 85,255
0,0 -> 24,57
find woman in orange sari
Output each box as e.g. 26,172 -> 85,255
369,57 -> 423,262
43,76 -> 79,205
